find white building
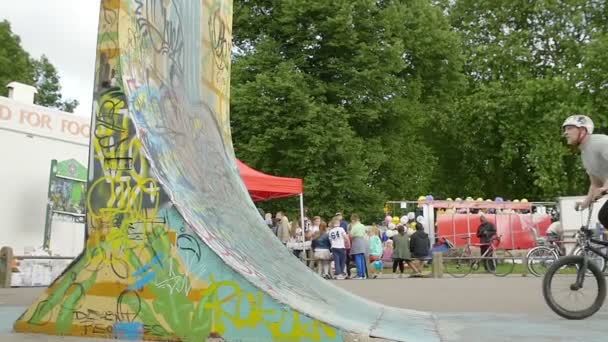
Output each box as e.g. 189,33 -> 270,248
0,82 -> 90,257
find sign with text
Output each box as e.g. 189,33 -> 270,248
0,96 -> 90,145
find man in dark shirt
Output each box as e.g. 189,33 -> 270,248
476,214 -> 497,272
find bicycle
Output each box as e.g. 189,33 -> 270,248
543,199 -> 608,319
526,235 -> 563,277
444,234 -> 515,278
527,220 -> 607,277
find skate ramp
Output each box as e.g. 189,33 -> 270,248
14,1 -> 438,340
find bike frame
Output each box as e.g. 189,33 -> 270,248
461,235 -> 500,261
575,201 -> 608,288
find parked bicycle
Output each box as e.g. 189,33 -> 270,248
526,233 -> 564,277
444,235 -> 515,278
543,199 -> 608,319
527,220 -> 607,277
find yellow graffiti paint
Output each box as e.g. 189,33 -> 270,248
203,276 -> 338,341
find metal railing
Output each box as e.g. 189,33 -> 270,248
432,251 -> 529,278
0,246 -> 531,287
0,246 -> 76,288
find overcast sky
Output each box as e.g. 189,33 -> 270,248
0,1 -> 100,117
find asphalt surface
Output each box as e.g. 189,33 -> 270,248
1,275 -> 606,341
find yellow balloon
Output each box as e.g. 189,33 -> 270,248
392,216 -> 400,224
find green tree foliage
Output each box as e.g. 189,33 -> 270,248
33,55 -> 79,112
0,20 -> 78,112
0,20 -> 35,96
432,0 -> 607,200
231,0 -> 608,220
231,0 -> 463,220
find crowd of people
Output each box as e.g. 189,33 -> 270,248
263,211 -> 431,280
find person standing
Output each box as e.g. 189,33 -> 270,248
391,225 -> 418,277
312,222 -> 332,279
349,214 -> 367,279
328,218 -> 348,280
276,211 -> 291,245
368,225 -> 383,279
476,214 -> 497,272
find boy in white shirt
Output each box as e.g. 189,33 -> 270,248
328,218 -> 347,279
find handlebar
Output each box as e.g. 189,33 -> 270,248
575,190 -> 608,211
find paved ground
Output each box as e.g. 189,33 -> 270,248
337,274 -> 557,313
0,275 -> 606,341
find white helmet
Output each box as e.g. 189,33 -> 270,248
563,115 -> 594,134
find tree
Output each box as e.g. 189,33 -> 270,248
231,0 -> 463,219
0,20 -> 35,96
431,0 -> 607,200
0,20 -> 78,112
33,55 -> 79,112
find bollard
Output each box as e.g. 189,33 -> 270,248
432,252 -> 443,278
0,246 -> 13,288
521,251 -> 528,277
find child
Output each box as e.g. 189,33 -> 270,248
368,226 -> 383,279
391,225 -> 419,278
291,220 -> 304,259
328,218 -> 347,280
382,240 -> 393,265
312,222 -> 332,279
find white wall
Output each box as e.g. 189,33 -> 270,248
0,96 -> 89,255
559,196 -> 607,233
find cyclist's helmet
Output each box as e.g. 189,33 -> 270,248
562,115 -> 594,134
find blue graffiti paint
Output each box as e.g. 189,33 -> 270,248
129,271 -> 156,291
133,253 -> 163,277
113,322 -> 143,340
130,253 -> 162,290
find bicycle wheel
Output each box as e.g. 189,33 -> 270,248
527,247 -> 559,277
490,249 -> 515,277
574,247 -> 607,273
542,255 -> 606,319
444,248 -> 472,278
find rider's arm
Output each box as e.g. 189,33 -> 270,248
581,175 -> 603,209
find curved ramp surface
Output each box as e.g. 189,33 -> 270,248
14,1 -> 438,341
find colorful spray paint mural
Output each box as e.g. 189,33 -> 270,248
15,1 -> 438,341
48,159 -> 87,215
43,159 -> 87,249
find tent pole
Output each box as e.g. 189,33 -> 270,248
299,193 -> 305,261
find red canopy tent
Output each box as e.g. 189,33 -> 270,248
237,159 -> 306,251
236,159 -> 303,202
